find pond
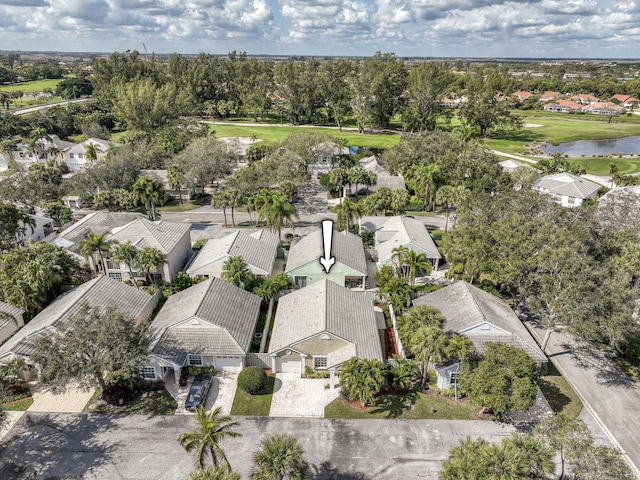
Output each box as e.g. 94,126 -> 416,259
541,136 -> 640,157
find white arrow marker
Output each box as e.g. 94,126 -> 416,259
319,219 -> 336,274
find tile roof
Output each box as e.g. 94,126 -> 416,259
0,277 -> 154,359
108,218 -> 191,254
0,301 -> 23,333
285,228 -> 367,275
186,230 -> 278,277
364,216 -> 441,264
545,99 -> 582,109
359,156 -> 405,190
150,278 -> 261,364
51,212 -> 144,256
413,281 -> 546,363
269,280 -> 384,365
532,172 -> 600,200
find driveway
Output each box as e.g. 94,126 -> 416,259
27,381 -> 95,413
167,372 -> 238,415
269,373 -> 340,417
0,413 -> 517,479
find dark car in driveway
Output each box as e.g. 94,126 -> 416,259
185,373 -> 212,411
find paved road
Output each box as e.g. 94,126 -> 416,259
527,323 -> 640,477
11,98 -> 90,115
0,414 -> 516,480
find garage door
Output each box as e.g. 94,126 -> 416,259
215,356 -> 243,372
276,358 -> 301,374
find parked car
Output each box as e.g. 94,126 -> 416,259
185,373 -> 212,411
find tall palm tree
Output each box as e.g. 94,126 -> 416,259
436,185 -> 468,233
178,406 -> 241,471
445,334 -> 475,401
109,242 -> 140,287
78,231 -> 111,276
391,246 -> 432,285
187,466 -> 240,480
407,324 -> 448,389
225,188 -> 243,227
503,432 -> 554,479
167,163 -> 186,203
28,128 -> 52,167
84,142 -> 98,162
211,191 -> 230,226
256,190 -> 299,243
251,434 -> 310,480
335,197 -> 361,233
46,145 -> 62,168
136,247 -> 165,285
340,358 -> 387,407
221,256 -> 253,290
133,177 -> 165,221
348,165 -> 368,198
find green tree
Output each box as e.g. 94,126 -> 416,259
335,197 -> 361,233
178,406 -> 241,471
186,465 -> 240,480
436,185 -> 468,232
405,163 -> 441,211
133,177 -> 165,221
253,272 -> 289,303
110,242 -> 140,287
318,60 -> 353,131
388,355 -> 418,392
251,434 -> 310,480
503,432 -> 554,480
458,342 -> 539,419
168,163 -> 186,203
31,303 -> 150,392
390,188 -> 410,215
136,247 -> 165,285
221,256 -> 253,290
84,142 -> 98,162
444,334 -> 475,401
339,357 -> 387,407
78,230 -> 111,277
391,246 -> 432,285
211,191 -> 231,226
441,436 -> 488,480
0,203 -> 35,250
255,190 -> 299,243
403,62 -> 453,133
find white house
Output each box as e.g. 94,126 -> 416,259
17,215 -> 55,245
532,172 -> 600,207
64,138 -> 112,173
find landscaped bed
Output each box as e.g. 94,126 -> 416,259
324,389 -> 481,420
230,374 -> 276,416
84,388 -> 177,415
3,397 -> 34,411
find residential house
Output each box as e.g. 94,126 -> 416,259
0,134 -> 74,170
360,215 -> 442,271
16,214 -> 55,245
144,278 -> 261,382
581,102 -> 625,116
64,138 -> 112,173
440,94 -> 467,108
307,141 -> 350,176
610,94 -> 639,108
359,155 -> 405,192
539,91 -> 562,103
0,277 -> 158,374
0,301 -> 24,346
285,228 -> 368,289
543,99 -> 582,113
186,230 -> 279,279
219,137 -> 263,168
104,218 -> 192,284
532,172 -> 600,207
50,211 -> 145,263
268,279 -> 385,375
139,169 -> 202,203
61,195 -> 84,209
412,281 -> 546,389
498,159 -> 534,173
570,94 -> 599,105
511,91 -> 534,101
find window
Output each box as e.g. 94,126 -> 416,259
106,259 -> 119,270
314,356 -> 328,369
188,354 -> 203,366
69,153 -> 74,159
78,153 -> 83,158
294,276 -> 307,288
108,272 -> 123,281
143,367 -> 156,380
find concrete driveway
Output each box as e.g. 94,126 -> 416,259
0,414 -> 517,480
269,373 -> 340,417
27,381 -> 95,413
169,372 -> 238,415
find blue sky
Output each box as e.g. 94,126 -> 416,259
0,0 -> 637,58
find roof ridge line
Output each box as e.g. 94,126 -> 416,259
462,282 -> 489,324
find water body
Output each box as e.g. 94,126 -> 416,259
541,136 -> 640,157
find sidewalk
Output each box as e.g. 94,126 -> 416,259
526,322 -> 640,476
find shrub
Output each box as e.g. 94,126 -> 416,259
181,365 -> 216,378
305,367 -> 330,379
192,238 -> 208,250
238,366 -> 268,394
405,200 -> 425,212
101,379 -> 139,405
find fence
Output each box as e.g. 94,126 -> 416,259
246,353 -> 272,369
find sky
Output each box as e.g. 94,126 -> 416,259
0,0 -> 638,58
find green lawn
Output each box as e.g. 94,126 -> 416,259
157,194 -> 211,212
3,397 -> 33,411
325,390 -> 479,420
0,79 -> 62,94
84,388 -> 177,415
210,124 -> 401,149
230,374 -> 275,416
538,361 -> 583,420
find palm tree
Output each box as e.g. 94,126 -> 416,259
253,273 -> 289,303
445,334 -> 475,401
408,164 -> 441,211
441,436 -> 488,480
187,466 -> 240,480
46,145 -> 63,168
480,442 -> 529,480
221,256 -> 253,290
78,231 -> 111,276
388,355 -> 418,392
133,177 -> 165,221
503,432 -> 554,479
211,192 -> 230,226
339,358 -> 387,407
28,128 -> 52,167
256,190 -> 299,243
391,246 -> 432,285
178,406 -> 241,471
109,242 -> 140,287
335,197 -> 361,233
84,142 -> 98,163
436,185 -> 468,232
136,247 -> 165,285
167,163 -> 186,203
225,189 -> 243,227
348,165 -> 368,198
251,434 -> 310,480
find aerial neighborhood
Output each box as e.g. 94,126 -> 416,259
2,51 -> 640,479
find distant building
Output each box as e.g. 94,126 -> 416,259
532,172 -> 600,208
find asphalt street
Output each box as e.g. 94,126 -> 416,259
0,414 -> 516,480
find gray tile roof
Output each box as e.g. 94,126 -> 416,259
532,173 -> 600,200
412,281 -> 546,363
108,218 -> 191,254
285,228 -> 367,275
186,230 -> 278,277
51,212 -> 144,255
0,301 -> 23,319
150,278 -> 261,365
366,216 -> 441,265
359,156 -> 405,190
269,280 -> 384,364
0,277 -> 154,359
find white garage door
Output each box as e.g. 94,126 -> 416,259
276,358 -> 301,374
215,356 -> 243,372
